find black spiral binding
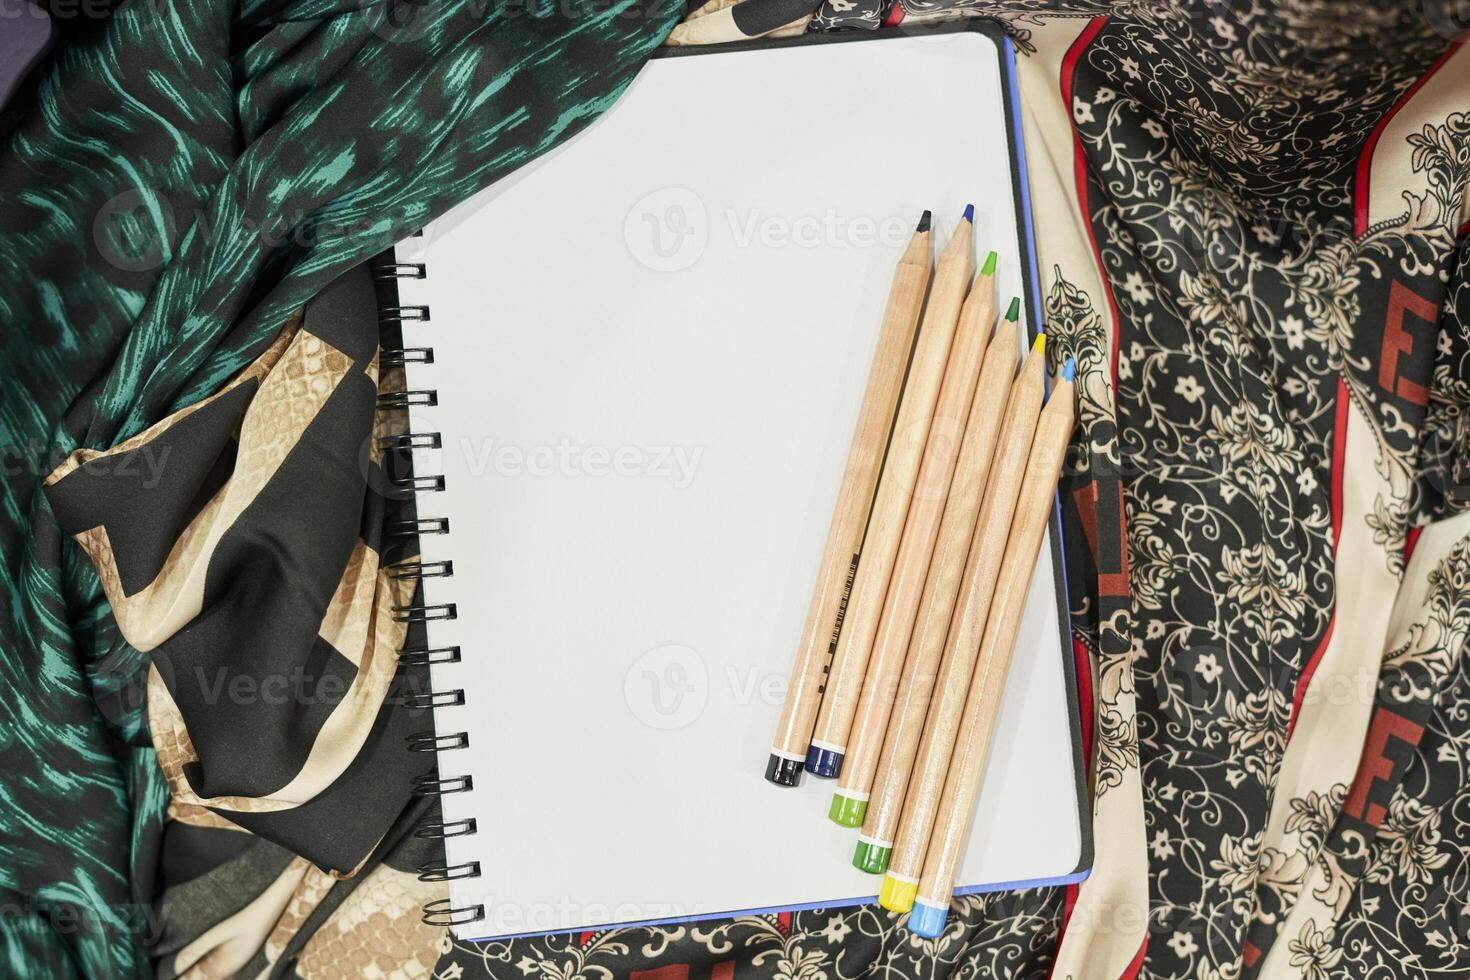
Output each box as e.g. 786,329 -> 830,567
376,252 -> 488,930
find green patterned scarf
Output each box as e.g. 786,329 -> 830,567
0,0 -> 679,974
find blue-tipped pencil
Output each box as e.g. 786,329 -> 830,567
909,356 -> 1077,937
806,206 -> 974,781
879,322 -> 1042,911
767,209 -> 934,787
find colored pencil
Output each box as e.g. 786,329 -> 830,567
879,331 -> 1047,913
766,211 -> 933,786
908,358 -> 1077,938
829,262 -> 1001,827
806,207 -> 974,779
851,298 -> 1020,870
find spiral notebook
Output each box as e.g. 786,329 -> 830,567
386,24 -> 1091,941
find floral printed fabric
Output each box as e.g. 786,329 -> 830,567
439,3 -> 1470,979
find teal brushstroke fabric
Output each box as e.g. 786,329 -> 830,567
0,0 -> 680,975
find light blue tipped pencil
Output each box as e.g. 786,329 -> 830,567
909,355 -> 1077,937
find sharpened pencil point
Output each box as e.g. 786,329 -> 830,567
1063,357 -> 1076,382
962,203 -> 974,223
1032,334 -> 1045,356
981,251 -> 997,276
916,210 -> 932,233
1006,297 -> 1021,321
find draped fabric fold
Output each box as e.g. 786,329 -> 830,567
0,0 -> 680,974
46,266 -> 423,873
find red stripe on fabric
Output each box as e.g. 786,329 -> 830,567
1049,23 -> 1123,976
1289,613 -> 1337,741
1046,630 -> 1096,980
1458,217 -> 1470,238
1329,376 -> 1347,545
1060,17 -> 1120,388
1354,33 -> 1467,237
883,2 -> 904,26
1404,525 -> 1423,563
1060,17 -> 1108,778
1288,377 -> 1349,738
630,966 -> 689,980
1045,883 -> 1083,980
1073,633 -> 1095,773
1120,935 -> 1148,980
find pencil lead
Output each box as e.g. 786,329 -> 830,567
1032,333 -> 1045,357
916,209 -> 932,233
981,250 -> 997,276
1006,297 -> 1021,321
1063,357 -> 1076,382
962,203 -> 974,223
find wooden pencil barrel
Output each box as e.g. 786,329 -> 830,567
833,275 -> 997,815
807,218 -> 973,772
913,374 -> 1076,917
767,221 -> 932,780
855,319 -> 1018,855
878,341 -> 1044,907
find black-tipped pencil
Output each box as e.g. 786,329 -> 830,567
805,206 -> 974,781
766,210 -> 933,787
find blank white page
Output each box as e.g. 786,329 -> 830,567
396,27 -> 1086,941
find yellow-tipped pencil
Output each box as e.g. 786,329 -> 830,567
907,357 -> 1076,938
879,330 -> 1046,913
766,210 -> 933,786
806,206 -> 974,779
851,295 -> 1019,870
830,261 -> 1001,829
